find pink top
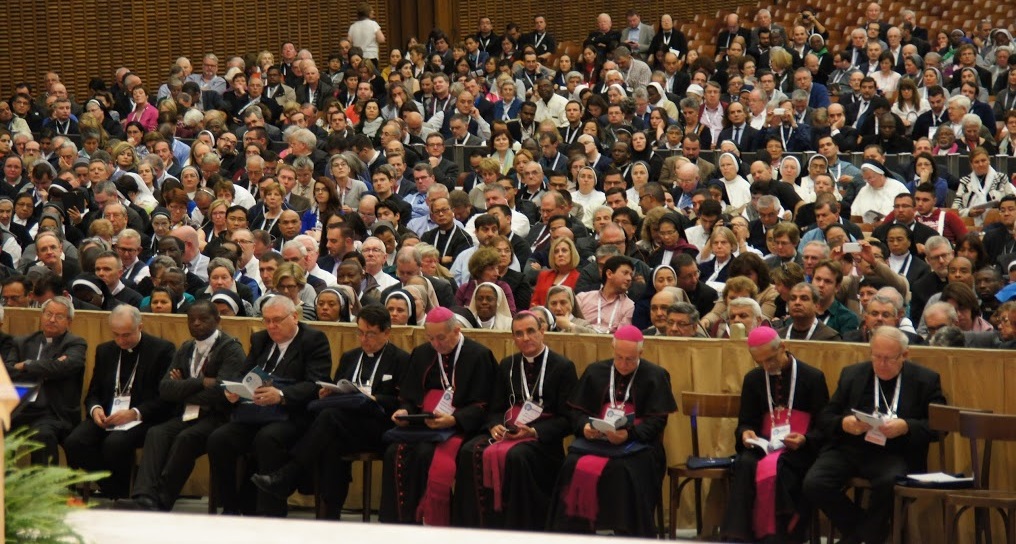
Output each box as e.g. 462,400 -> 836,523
124,103 -> 159,132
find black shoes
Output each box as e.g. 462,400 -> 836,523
250,472 -> 293,500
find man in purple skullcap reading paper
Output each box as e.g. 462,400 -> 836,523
548,324 -> 676,536
721,325 -> 829,541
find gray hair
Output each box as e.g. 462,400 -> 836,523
947,94 -> 971,112
803,240 -> 831,258
396,246 -> 423,266
667,302 -> 700,321
728,297 -> 763,319
110,304 -> 142,328
262,294 -> 297,315
289,127 -> 317,149
207,257 -> 236,277
282,239 -> 308,256
924,236 -> 953,255
870,325 -> 909,350
924,301 -> 958,324
42,296 -> 74,320
868,293 -> 902,315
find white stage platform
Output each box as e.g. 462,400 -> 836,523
66,510 -> 698,543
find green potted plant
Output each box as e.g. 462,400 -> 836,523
4,428 -> 106,543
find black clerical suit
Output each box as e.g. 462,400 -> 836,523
803,360 -> 945,543
454,348 -> 578,530
263,342 -> 409,518
63,333 -> 176,498
7,330 -> 88,464
722,357 -> 829,542
421,225 -> 473,264
549,359 -> 677,537
132,331 -> 247,510
379,335 -> 498,524
206,323 -> 331,516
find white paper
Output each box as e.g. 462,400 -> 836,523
907,472 -> 973,483
107,420 -> 141,432
316,379 -> 364,395
971,200 -> 1000,211
745,437 -> 783,453
852,409 -> 887,428
222,381 -> 255,400
590,417 -> 624,433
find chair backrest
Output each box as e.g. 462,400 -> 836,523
928,404 -> 991,472
680,392 -> 740,457
959,411 -> 1016,489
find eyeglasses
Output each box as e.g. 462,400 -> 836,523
361,247 -> 385,254
115,246 -> 139,253
42,311 -> 69,322
276,283 -> 300,292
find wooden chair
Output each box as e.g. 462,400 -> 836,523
892,404 -> 991,544
944,411 -> 1016,543
336,452 -> 383,522
666,392 -> 740,539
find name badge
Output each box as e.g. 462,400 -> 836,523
111,395 -> 131,415
604,407 -> 627,425
928,127 -> 937,140
769,424 -> 791,450
865,429 -> 887,446
182,404 -> 200,422
435,389 -> 456,415
516,401 -> 544,426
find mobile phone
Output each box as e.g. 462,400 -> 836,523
505,424 -> 519,433
773,108 -> 786,116
842,242 -> 862,253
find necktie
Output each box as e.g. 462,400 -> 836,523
734,126 -> 741,146
264,346 -> 281,374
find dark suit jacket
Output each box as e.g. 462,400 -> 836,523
285,193 -> 312,214
246,323 -> 332,411
776,321 -> 842,341
159,331 -> 248,418
334,343 -> 409,417
843,328 -> 925,346
430,157 -> 461,191
84,333 -> 176,423
8,331 -> 88,427
486,349 -> 577,442
748,219 -> 773,256
818,361 -> 945,471
911,109 -> 947,142
294,80 -> 335,110
717,124 -> 762,152
398,336 -> 498,434
871,221 -> 938,253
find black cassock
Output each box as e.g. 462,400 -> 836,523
379,336 -> 497,524
548,359 -> 677,537
453,348 -> 578,530
721,356 -> 829,541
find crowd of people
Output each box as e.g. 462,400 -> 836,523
0,0 -> 1007,539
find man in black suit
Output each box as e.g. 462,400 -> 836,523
842,292 -> 925,346
423,133 -> 461,191
803,327 -> 945,544
871,193 -> 938,253
130,301 -> 247,511
206,296 -> 331,516
293,63 -> 334,110
911,85 -> 948,142
389,246 -> 456,304
444,114 -> 485,147
251,306 -> 410,518
63,306 -> 175,499
6,296 -> 87,464
717,102 -> 761,152
379,306 -> 499,524
844,77 -> 879,129
506,101 -> 538,144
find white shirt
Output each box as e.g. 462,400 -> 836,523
534,93 -> 569,126
370,269 -> 399,291
309,265 -> 337,287
852,178 -> 910,223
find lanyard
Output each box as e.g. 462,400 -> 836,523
875,372 -> 902,417
706,258 -> 728,283
595,290 -> 622,331
532,225 -> 551,250
190,334 -> 217,377
764,356 -> 798,426
511,348 -> 549,403
533,33 -> 546,50
262,212 -> 280,233
786,319 -> 818,340
353,344 -> 385,388
114,350 -> 140,398
437,335 -> 464,391
893,253 -> 912,276
608,364 -> 639,409
438,227 -> 457,257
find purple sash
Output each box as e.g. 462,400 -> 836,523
415,389 -> 463,526
563,402 -> 637,525
752,410 -> 811,539
481,404 -> 548,511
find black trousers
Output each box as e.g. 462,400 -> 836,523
132,416 -> 224,510
207,419 -> 304,517
63,418 -> 150,498
802,446 -> 908,543
12,412 -> 71,465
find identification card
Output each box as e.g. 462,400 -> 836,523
516,401 -> 544,426
182,404 -> 200,422
435,389 -> 456,415
604,407 -> 627,425
111,395 -> 131,415
769,424 -> 791,450
865,429 -> 887,446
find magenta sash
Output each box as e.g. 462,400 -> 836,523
416,389 -> 463,526
752,410 -> 811,539
562,402 -> 636,525
481,404 -> 548,511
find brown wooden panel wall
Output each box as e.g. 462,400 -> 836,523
0,1 -> 390,103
